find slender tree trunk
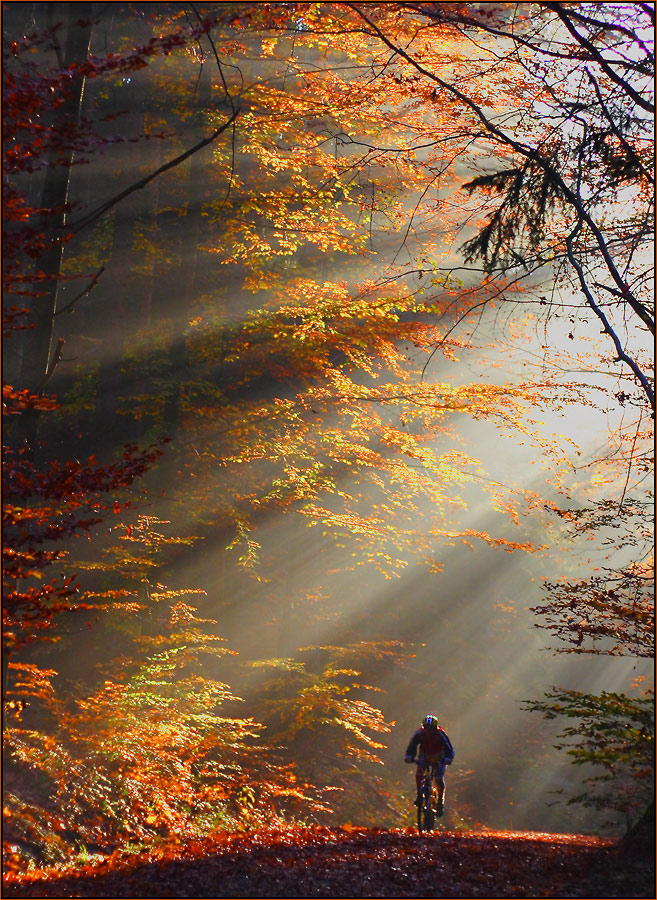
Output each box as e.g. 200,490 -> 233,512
19,4 -> 93,449
21,4 -> 93,391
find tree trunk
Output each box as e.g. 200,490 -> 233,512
621,800 -> 655,858
18,4 -> 93,449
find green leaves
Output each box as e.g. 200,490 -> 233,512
525,687 -> 654,824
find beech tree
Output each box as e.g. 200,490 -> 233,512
525,688 -> 653,831
348,1 -> 654,411
532,497 -> 653,659
525,489 -> 654,832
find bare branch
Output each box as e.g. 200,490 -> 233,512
544,2 -> 655,114
565,222 -> 654,412
54,266 -> 104,316
69,108 -> 240,236
39,337 -> 66,392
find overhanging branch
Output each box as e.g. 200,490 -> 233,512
69,107 -> 240,236
565,222 -> 654,412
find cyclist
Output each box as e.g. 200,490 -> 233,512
405,714 -> 454,816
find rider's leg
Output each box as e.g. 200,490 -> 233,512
435,763 -> 447,812
436,775 -> 445,806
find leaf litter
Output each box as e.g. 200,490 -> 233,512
4,826 -> 653,898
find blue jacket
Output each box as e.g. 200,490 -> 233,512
406,725 -> 454,763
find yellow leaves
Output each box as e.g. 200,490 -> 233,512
192,315 -> 556,571
150,587 -> 207,601
260,37 -> 278,56
126,25 -> 582,579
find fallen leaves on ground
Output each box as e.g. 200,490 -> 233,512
3,826 -> 653,898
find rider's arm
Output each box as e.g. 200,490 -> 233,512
440,728 -> 454,762
405,731 -> 421,759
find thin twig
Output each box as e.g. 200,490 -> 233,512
54,266 -> 104,316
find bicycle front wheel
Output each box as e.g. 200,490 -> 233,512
422,801 -> 435,832
417,782 -> 433,833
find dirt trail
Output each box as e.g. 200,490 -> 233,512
3,826 -> 653,898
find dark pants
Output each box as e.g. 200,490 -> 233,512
416,759 -> 447,805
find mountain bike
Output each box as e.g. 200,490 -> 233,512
414,761 -> 441,833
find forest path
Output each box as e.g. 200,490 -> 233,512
4,826 -> 652,898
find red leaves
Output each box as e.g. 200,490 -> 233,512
1,827 -> 622,897
2,385 -> 57,414
4,441 -> 163,508
2,431 -> 165,652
